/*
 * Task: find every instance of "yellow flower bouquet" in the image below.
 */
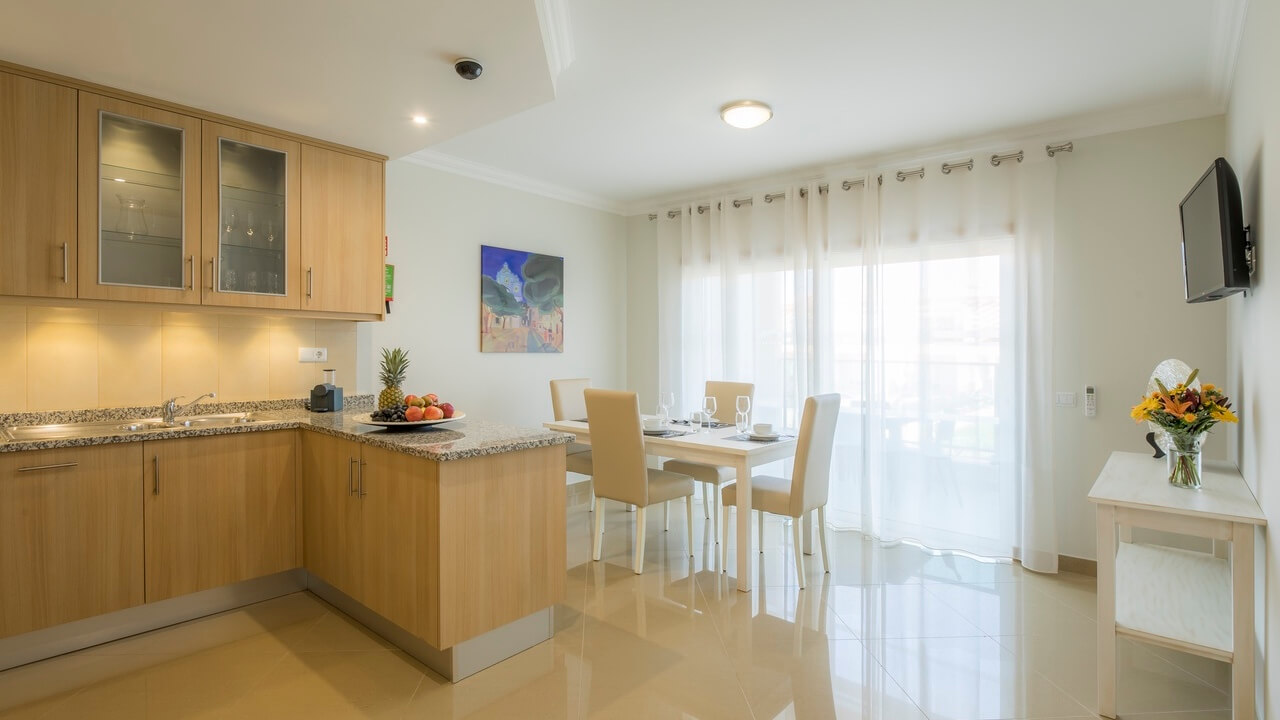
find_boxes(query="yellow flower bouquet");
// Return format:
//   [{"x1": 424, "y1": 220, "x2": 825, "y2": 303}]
[{"x1": 1131, "y1": 368, "x2": 1237, "y2": 488}]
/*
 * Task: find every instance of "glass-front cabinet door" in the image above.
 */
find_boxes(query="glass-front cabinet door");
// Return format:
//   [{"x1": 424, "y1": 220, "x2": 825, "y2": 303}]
[
  {"x1": 201, "y1": 122, "x2": 300, "y2": 309},
  {"x1": 78, "y1": 94, "x2": 201, "y2": 303}
]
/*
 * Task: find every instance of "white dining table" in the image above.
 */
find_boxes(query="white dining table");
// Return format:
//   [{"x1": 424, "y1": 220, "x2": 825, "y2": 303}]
[{"x1": 543, "y1": 418, "x2": 799, "y2": 592}]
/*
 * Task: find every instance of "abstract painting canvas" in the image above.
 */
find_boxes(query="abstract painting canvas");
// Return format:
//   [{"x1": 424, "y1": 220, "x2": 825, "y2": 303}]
[{"x1": 480, "y1": 245, "x2": 564, "y2": 353}]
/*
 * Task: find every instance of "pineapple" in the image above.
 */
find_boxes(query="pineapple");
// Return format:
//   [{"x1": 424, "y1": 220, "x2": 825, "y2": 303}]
[{"x1": 378, "y1": 347, "x2": 410, "y2": 409}]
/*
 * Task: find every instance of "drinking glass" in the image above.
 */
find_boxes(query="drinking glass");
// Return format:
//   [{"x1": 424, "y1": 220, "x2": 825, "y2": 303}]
[
  {"x1": 735, "y1": 411, "x2": 750, "y2": 434},
  {"x1": 702, "y1": 396, "x2": 717, "y2": 430},
  {"x1": 659, "y1": 391, "x2": 674, "y2": 425}
]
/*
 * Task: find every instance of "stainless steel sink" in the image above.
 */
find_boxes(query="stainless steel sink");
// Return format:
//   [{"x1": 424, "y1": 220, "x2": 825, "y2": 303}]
[{"x1": 3, "y1": 412, "x2": 265, "y2": 442}]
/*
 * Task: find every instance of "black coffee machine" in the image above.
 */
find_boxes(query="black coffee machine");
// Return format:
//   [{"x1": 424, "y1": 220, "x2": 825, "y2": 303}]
[{"x1": 310, "y1": 368, "x2": 343, "y2": 412}]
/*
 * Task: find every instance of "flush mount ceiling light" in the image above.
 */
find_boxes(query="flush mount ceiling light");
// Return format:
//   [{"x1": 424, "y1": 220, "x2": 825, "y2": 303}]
[
  {"x1": 720, "y1": 100, "x2": 772, "y2": 129},
  {"x1": 412, "y1": 115, "x2": 429, "y2": 126}
]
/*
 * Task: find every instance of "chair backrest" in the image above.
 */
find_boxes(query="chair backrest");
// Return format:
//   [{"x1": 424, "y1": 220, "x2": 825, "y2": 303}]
[
  {"x1": 705, "y1": 380, "x2": 755, "y2": 424},
  {"x1": 789, "y1": 393, "x2": 841, "y2": 516},
  {"x1": 584, "y1": 389, "x2": 649, "y2": 506},
  {"x1": 550, "y1": 378, "x2": 591, "y2": 421}
]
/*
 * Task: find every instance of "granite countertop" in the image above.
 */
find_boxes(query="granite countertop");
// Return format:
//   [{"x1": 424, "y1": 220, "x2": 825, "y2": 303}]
[{"x1": 0, "y1": 397, "x2": 573, "y2": 462}]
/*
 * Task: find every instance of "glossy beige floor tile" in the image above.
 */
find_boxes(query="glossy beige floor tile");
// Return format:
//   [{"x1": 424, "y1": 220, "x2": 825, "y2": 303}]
[{"x1": 0, "y1": 504, "x2": 1238, "y2": 720}]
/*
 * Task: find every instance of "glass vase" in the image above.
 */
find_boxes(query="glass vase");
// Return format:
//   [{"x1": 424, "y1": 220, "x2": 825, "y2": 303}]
[{"x1": 1165, "y1": 432, "x2": 1205, "y2": 489}]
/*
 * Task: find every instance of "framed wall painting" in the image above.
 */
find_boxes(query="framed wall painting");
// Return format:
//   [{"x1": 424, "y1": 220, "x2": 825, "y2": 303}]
[{"x1": 480, "y1": 245, "x2": 564, "y2": 353}]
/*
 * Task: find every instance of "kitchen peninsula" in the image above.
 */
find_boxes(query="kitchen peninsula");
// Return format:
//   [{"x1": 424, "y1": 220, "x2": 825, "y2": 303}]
[{"x1": 0, "y1": 398, "x2": 572, "y2": 681}]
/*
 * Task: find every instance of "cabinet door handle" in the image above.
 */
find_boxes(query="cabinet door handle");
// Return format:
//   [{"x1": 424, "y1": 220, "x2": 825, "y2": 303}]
[
  {"x1": 209, "y1": 258, "x2": 216, "y2": 291},
  {"x1": 17, "y1": 462, "x2": 78, "y2": 473},
  {"x1": 359, "y1": 460, "x2": 367, "y2": 497},
  {"x1": 348, "y1": 457, "x2": 358, "y2": 495},
  {"x1": 60, "y1": 243, "x2": 69, "y2": 283},
  {"x1": 214, "y1": 256, "x2": 221, "y2": 293},
  {"x1": 187, "y1": 255, "x2": 195, "y2": 290},
  {"x1": 306, "y1": 267, "x2": 313, "y2": 299},
  {"x1": 152, "y1": 455, "x2": 159, "y2": 495}
]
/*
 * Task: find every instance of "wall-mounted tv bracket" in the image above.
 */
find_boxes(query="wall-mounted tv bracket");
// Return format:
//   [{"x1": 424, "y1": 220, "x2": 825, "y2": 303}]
[{"x1": 1245, "y1": 225, "x2": 1256, "y2": 276}]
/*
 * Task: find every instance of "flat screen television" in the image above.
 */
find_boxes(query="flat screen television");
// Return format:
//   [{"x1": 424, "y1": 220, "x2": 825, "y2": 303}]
[{"x1": 1179, "y1": 157, "x2": 1249, "y2": 302}]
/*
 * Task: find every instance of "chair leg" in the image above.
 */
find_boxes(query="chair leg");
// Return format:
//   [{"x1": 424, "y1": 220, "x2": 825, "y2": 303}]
[
  {"x1": 721, "y1": 504, "x2": 731, "y2": 572},
  {"x1": 712, "y1": 486, "x2": 720, "y2": 545},
  {"x1": 588, "y1": 485, "x2": 594, "y2": 512},
  {"x1": 664, "y1": 501, "x2": 670, "y2": 531},
  {"x1": 592, "y1": 497, "x2": 605, "y2": 561},
  {"x1": 792, "y1": 516, "x2": 806, "y2": 589},
  {"x1": 757, "y1": 511, "x2": 765, "y2": 554},
  {"x1": 686, "y1": 495, "x2": 694, "y2": 557},
  {"x1": 702, "y1": 484, "x2": 710, "y2": 519},
  {"x1": 817, "y1": 506, "x2": 831, "y2": 573},
  {"x1": 633, "y1": 506, "x2": 647, "y2": 574}
]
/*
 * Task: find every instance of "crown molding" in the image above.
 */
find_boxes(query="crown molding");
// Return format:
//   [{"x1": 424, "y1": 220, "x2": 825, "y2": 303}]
[
  {"x1": 536, "y1": 0, "x2": 575, "y2": 89},
  {"x1": 1207, "y1": 0, "x2": 1249, "y2": 110},
  {"x1": 402, "y1": 150, "x2": 626, "y2": 215}
]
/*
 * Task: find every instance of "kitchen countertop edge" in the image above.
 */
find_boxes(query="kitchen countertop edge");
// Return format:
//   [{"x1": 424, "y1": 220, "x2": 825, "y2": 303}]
[{"x1": 0, "y1": 412, "x2": 575, "y2": 462}]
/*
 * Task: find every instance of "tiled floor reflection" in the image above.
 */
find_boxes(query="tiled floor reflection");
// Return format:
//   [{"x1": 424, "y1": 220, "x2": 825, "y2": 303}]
[{"x1": 0, "y1": 496, "x2": 1232, "y2": 719}]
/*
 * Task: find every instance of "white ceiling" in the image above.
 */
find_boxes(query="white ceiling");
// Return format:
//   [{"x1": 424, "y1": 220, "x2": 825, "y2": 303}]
[
  {"x1": 0, "y1": 0, "x2": 556, "y2": 158},
  {"x1": 421, "y1": 0, "x2": 1247, "y2": 212}
]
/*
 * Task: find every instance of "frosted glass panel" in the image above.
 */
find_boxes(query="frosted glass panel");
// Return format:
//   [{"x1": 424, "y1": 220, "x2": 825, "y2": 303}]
[
  {"x1": 98, "y1": 113, "x2": 185, "y2": 288},
  {"x1": 217, "y1": 139, "x2": 286, "y2": 295}
]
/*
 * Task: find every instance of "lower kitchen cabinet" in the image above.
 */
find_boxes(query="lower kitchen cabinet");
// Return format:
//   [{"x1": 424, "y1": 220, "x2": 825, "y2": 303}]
[
  {"x1": 301, "y1": 431, "x2": 363, "y2": 598},
  {"x1": 0, "y1": 444, "x2": 144, "y2": 638},
  {"x1": 144, "y1": 431, "x2": 297, "y2": 602},
  {"x1": 302, "y1": 434, "x2": 435, "y2": 642}
]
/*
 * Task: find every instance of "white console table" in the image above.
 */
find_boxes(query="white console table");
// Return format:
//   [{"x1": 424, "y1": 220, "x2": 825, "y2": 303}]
[{"x1": 1089, "y1": 451, "x2": 1265, "y2": 719}]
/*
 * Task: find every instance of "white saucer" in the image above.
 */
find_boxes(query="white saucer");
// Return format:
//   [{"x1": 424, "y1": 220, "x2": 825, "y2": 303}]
[
  {"x1": 642, "y1": 427, "x2": 669, "y2": 436},
  {"x1": 749, "y1": 432, "x2": 781, "y2": 441}
]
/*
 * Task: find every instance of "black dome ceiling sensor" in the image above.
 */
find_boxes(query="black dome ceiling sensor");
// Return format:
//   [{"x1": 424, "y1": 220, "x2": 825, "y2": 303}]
[{"x1": 454, "y1": 58, "x2": 483, "y2": 80}]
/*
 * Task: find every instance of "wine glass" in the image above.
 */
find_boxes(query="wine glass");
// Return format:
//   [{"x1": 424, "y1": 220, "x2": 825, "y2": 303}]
[
  {"x1": 702, "y1": 396, "x2": 717, "y2": 430},
  {"x1": 736, "y1": 395, "x2": 751, "y2": 418},
  {"x1": 659, "y1": 391, "x2": 674, "y2": 425}
]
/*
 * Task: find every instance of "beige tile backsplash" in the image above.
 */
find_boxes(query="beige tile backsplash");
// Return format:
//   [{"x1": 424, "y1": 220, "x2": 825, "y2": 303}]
[{"x1": 0, "y1": 304, "x2": 359, "y2": 412}]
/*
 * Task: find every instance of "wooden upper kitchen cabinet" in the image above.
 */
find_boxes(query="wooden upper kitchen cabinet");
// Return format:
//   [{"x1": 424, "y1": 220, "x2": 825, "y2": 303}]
[
  {"x1": 0, "y1": 71, "x2": 77, "y2": 299},
  {"x1": 200, "y1": 121, "x2": 302, "y2": 311},
  {"x1": 0, "y1": 445, "x2": 144, "y2": 639},
  {"x1": 301, "y1": 144, "x2": 385, "y2": 315},
  {"x1": 301, "y1": 431, "x2": 364, "y2": 599},
  {"x1": 78, "y1": 93, "x2": 203, "y2": 304},
  {"x1": 144, "y1": 431, "x2": 297, "y2": 602}
]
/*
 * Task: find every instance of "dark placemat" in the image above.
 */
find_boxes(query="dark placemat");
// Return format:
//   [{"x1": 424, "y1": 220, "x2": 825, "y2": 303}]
[
  {"x1": 643, "y1": 429, "x2": 694, "y2": 438},
  {"x1": 670, "y1": 420, "x2": 734, "y2": 429}
]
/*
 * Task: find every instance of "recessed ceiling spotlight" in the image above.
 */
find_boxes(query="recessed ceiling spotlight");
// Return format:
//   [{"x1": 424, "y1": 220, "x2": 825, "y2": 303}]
[
  {"x1": 720, "y1": 100, "x2": 772, "y2": 129},
  {"x1": 412, "y1": 115, "x2": 429, "y2": 126}
]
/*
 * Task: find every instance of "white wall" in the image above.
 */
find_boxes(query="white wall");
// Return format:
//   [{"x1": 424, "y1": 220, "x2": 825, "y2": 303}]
[
  {"x1": 625, "y1": 213, "x2": 659, "y2": 410},
  {"x1": 623, "y1": 116, "x2": 1229, "y2": 563},
  {"x1": 1224, "y1": 0, "x2": 1279, "y2": 713},
  {"x1": 1051, "y1": 116, "x2": 1227, "y2": 561},
  {"x1": 358, "y1": 160, "x2": 628, "y2": 428}
]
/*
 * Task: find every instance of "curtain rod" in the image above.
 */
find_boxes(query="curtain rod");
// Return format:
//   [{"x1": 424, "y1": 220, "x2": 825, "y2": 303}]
[{"x1": 646, "y1": 140, "x2": 1073, "y2": 219}]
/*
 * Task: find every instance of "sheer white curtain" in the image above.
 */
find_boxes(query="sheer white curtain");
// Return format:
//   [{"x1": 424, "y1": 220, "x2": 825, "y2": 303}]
[{"x1": 656, "y1": 159, "x2": 1059, "y2": 572}]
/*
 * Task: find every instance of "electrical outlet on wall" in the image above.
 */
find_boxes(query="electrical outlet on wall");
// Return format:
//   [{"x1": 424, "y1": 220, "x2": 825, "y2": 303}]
[{"x1": 299, "y1": 347, "x2": 328, "y2": 363}]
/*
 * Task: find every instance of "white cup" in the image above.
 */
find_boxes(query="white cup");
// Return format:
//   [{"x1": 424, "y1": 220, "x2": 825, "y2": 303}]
[
  {"x1": 643, "y1": 416, "x2": 663, "y2": 430},
  {"x1": 753, "y1": 423, "x2": 774, "y2": 436}
]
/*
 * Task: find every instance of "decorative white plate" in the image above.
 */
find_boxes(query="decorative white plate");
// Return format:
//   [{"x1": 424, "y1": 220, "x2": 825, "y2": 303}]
[
  {"x1": 355, "y1": 411, "x2": 465, "y2": 429},
  {"x1": 642, "y1": 427, "x2": 670, "y2": 436},
  {"x1": 749, "y1": 432, "x2": 781, "y2": 441}
]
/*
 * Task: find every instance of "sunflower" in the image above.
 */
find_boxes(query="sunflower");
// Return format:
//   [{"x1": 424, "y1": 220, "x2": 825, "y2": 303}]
[
  {"x1": 1182, "y1": 412, "x2": 1198, "y2": 424},
  {"x1": 1210, "y1": 406, "x2": 1239, "y2": 423}
]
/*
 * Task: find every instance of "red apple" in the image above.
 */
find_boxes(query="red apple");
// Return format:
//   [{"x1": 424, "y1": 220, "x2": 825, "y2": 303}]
[
  {"x1": 425, "y1": 393, "x2": 439, "y2": 406},
  {"x1": 439, "y1": 402, "x2": 455, "y2": 418},
  {"x1": 424, "y1": 405, "x2": 444, "y2": 420},
  {"x1": 404, "y1": 405, "x2": 425, "y2": 422}
]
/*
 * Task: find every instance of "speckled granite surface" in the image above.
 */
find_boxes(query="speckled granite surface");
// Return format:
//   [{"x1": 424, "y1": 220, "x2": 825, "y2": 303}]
[{"x1": 0, "y1": 397, "x2": 573, "y2": 462}]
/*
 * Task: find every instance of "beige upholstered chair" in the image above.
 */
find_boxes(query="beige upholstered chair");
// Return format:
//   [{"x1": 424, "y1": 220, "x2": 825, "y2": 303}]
[
  {"x1": 585, "y1": 389, "x2": 696, "y2": 574},
  {"x1": 663, "y1": 380, "x2": 754, "y2": 543},
  {"x1": 721, "y1": 393, "x2": 840, "y2": 588},
  {"x1": 550, "y1": 378, "x2": 595, "y2": 509}
]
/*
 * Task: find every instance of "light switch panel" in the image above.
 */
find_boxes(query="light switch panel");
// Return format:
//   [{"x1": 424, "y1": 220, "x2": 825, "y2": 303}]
[
  {"x1": 1055, "y1": 392, "x2": 1077, "y2": 407},
  {"x1": 299, "y1": 347, "x2": 328, "y2": 363}
]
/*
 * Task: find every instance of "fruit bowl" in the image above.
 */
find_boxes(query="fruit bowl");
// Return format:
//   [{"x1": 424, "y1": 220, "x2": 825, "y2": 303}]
[{"x1": 355, "y1": 412, "x2": 465, "y2": 431}]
